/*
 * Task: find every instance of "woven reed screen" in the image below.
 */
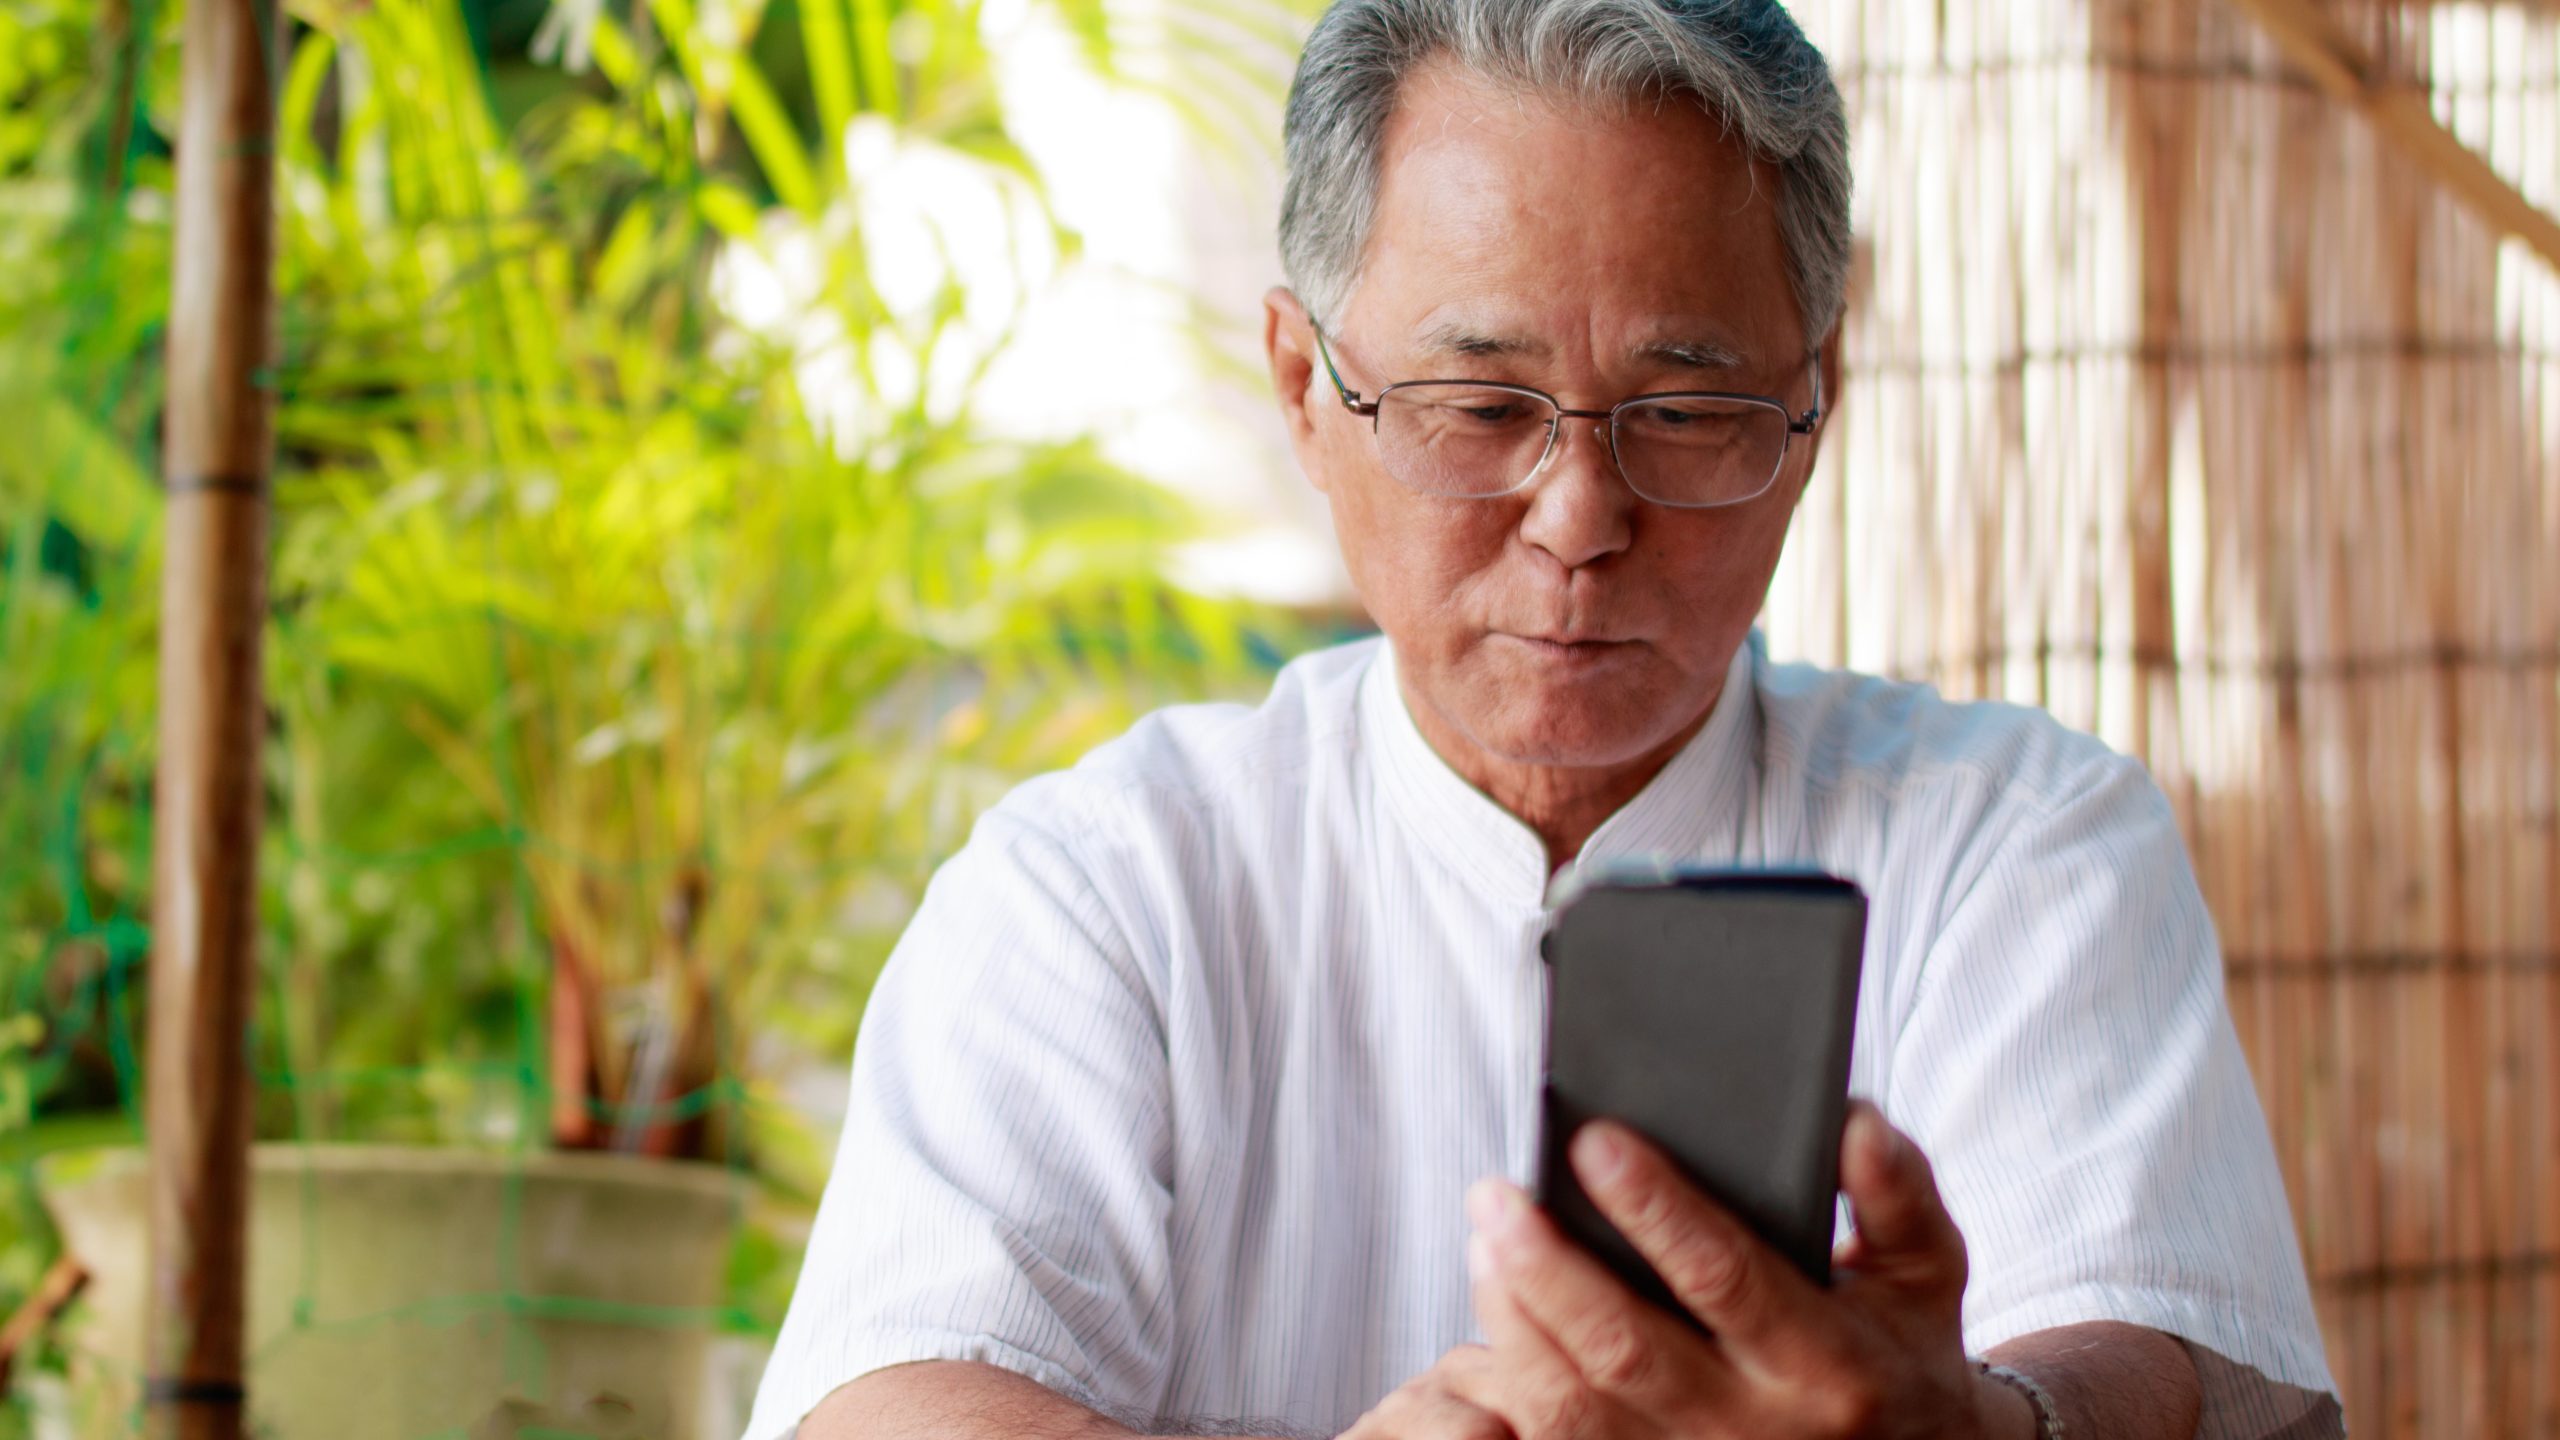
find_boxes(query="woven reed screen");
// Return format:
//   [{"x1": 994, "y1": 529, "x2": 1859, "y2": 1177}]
[{"x1": 1765, "y1": 1, "x2": 2560, "y2": 1432}]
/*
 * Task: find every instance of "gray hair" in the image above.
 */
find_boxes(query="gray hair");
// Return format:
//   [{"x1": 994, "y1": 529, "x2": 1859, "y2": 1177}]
[{"x1": 1278, "y1": 0, "x2": 1852, "y2": 350}]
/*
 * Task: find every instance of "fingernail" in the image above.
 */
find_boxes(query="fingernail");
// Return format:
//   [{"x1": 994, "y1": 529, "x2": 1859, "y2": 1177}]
[
  {"x1": 1572, "y1": 1123, "x2": 1627, "y2": 1185},
  {"x1": 1467, "y1": 1231, "x2": 1496, "y2": 1281},
  {"x1": 1465, "y1": 1178, "x2": 1516, "y2": 1233},
  {"x1": 1848, "y1": 1105, "x2": 1881, "y2": 1150}
]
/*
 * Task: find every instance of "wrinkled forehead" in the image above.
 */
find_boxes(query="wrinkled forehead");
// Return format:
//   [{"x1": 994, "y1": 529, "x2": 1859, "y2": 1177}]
[{"x1": 1348, "y1": 60, "x2": 1805, "y2": 371}]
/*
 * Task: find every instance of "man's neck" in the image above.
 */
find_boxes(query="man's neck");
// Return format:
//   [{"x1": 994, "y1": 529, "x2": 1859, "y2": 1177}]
[{"x1": 1399, "y1": 675, "x2": 1721, "y2": 876}]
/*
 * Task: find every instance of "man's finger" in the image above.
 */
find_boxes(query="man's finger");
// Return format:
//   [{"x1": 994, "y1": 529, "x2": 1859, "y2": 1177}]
[
  {"x1": 1345, "y1": 1347, "x2": 1518, "y2": 1440},
  {"x1": 1836, "y1": 1101, "x2": 1968, "y2": 1299},
  {"x1": 1459, "y1": 1232, "x2": 1611, "y2": 1437},
  {"x1": 1362, "y1": 1386, "x2": 1518, "y2": 1440},
  {"x1": 1467, "y1": 1230, "x2": 1569, "y2": 1370},
  {"x1": 1467, "y1": 1176, "x2": 1736, "y2": 1404},
  {"x1": 1568, "y1": 1121, "x2": 1825, "y2": 1363}
]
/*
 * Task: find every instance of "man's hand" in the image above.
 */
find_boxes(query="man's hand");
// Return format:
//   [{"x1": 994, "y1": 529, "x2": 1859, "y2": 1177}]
[
  {"x1": 1336, "y1": 1345, "x2": 1515, "y2": 1440},
  {"x1": 1368, "y1": 1101, "x2": 2036, "y2": 1440}
]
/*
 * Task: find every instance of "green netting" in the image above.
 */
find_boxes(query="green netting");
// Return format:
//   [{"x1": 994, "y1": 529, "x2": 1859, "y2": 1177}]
[{"x1": 0, "y1": 0, "x2": 1313, "y2": 1432}]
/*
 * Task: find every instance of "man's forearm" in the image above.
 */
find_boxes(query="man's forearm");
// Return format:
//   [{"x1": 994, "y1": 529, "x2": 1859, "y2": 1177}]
[
  {"x1": 806, "y1": 1362, "x2": 1148, "y2": 1440},
  {"x1": 810, "y1": 1324, "x2": 2318, "y2": 1440},
  {"x1": 802, "y1": 1361, "x2": 1305, "y2": 1440},
  {"x1": 1987, "y1": 1321, "x2": 2202, "y2": 1440}
]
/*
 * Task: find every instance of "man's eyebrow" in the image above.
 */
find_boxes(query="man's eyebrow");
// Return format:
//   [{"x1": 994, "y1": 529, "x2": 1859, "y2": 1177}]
[
  {"x1": 1413, "y1": 322, "x2": 1544, "y2": 358},
  {"x1": 1634, "y1": 338, "x2": 1751, "y2": 370},
  {"x1": 1408, "y1": 324, "x2": 1751, "y2": 372}
]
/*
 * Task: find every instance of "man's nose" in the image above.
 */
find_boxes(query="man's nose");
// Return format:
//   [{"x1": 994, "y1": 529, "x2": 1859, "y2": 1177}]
[{"x1": 1516, "y1": 416, "x2": 1635, "y2": 570}]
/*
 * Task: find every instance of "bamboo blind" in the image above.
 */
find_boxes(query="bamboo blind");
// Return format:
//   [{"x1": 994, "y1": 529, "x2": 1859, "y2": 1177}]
[{"x1": 1765, "y1": 1, "x2": 2560, "y2": 1433}]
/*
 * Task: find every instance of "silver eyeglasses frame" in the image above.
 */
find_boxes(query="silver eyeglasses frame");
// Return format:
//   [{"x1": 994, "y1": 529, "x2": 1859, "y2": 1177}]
[{"x1": 1310, "y1": 324, "x2": 1824, "y2": 510}]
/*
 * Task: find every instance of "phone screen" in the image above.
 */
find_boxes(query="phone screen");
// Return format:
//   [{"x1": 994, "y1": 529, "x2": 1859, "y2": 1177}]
[{"x1": 1534, "y1": 866, "x2": 1866, "y2": 1321}]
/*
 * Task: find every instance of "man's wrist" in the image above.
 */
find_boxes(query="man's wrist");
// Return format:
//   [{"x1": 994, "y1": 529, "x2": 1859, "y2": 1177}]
[{"x1": 1969, "y1": 1364, "x2": 2046, "y2": 1440}]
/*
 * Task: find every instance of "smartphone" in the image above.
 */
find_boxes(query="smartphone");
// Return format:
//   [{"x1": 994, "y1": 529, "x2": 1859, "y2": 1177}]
[{"x1": 1535, "y1": 863, "x2": 1867, "y2": 1323}]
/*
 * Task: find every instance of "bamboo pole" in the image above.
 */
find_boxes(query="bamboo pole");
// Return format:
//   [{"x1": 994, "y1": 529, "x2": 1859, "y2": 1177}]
[
  {"x1": 2227, "y1": 0, "x2": 2560, "y2": 276},
  {"x1": 144, "y1": 0, "x2": 279, "y2": 1433}
]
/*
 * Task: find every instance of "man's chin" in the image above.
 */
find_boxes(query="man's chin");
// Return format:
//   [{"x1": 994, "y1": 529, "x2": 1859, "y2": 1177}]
[
  {"x1": 1456, "y1": 691, "x2": 1702, "y2": 772},
  {"x1": 1469, "y1": 725, "x2": 1686, "y2": 771}
]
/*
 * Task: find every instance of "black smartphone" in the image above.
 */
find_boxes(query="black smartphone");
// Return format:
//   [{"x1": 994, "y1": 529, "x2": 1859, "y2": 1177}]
[{"x1": 1534, "y1": 863, "x2": 1867, "y2": 1323}]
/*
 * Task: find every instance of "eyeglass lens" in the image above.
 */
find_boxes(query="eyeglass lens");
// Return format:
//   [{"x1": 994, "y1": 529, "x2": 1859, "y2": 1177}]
[{"x1": 1371, "y1": 383, "x2": 1790, "y2": 508}]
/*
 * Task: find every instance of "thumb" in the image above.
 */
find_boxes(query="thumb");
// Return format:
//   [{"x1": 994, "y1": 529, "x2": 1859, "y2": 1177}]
[{"x1": 1837, "y1": 1101, "x2": 1967, "y2": 1299}]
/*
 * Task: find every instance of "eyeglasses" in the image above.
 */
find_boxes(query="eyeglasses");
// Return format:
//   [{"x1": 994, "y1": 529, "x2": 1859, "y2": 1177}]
[{"x1": 1312, "y1": 326, "x2": 1823, "y2": 510}]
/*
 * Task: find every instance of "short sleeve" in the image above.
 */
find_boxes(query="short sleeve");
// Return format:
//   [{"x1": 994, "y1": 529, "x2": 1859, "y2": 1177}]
[
  {"x1": 1887, "y1": 755, "x2": 2338, "y2": 1404},
  {"x1": 740, "y1": 799, "x2": 1175, "y2": 1440}
]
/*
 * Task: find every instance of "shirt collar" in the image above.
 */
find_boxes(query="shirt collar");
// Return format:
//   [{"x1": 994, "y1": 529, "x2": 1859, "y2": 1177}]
[{"x1": 1360, "y1": 633, "x2": 1765, "y2": 910}]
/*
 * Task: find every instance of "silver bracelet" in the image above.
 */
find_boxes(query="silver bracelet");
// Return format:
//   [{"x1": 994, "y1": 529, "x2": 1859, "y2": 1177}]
[{"x1": 1976, "y1": 1361, "x2": 2067, "y2": 1440}]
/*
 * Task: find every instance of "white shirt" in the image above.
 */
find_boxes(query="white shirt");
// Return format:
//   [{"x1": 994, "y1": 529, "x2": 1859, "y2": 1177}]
[{"x1": 746, "y1": 634, "x2": 2337, "y2": 1439}]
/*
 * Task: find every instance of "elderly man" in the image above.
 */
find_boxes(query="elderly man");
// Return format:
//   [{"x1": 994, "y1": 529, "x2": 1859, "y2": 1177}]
[{"x1": 746, "y1": 2, "x2": 2345, "y2": 1437}]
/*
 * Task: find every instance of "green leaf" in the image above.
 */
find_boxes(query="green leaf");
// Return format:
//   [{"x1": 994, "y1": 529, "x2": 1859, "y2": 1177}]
[
  {"x1": 797, "y1": 0, "x2": 857, "y2": 169},
  {"x1": 725, "y1": 54, "x2": 821, "y2": 213},
  {"x1": 694, "y1": 181, "x2": 766, "y2": 242}
]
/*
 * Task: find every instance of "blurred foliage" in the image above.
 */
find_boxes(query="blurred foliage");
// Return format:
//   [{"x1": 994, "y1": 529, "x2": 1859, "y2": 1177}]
[{"x1": 0, "y1": 0, "x2": 1310, "y2": 1397}]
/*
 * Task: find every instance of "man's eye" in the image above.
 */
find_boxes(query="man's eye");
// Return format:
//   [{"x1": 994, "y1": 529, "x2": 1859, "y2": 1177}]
[
  {"x1": 1406, "y1": 393, "x2": 1536, "y2": 426},
  {"x1": 1648, "y1": 403, "x2": 1723, "y2": 426},
  {"x1": 1626, "y1": 402, "x2": 1748, "y2": 440}
]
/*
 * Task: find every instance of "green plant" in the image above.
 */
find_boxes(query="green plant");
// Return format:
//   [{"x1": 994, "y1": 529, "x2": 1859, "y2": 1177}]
[
  {"x1": 0, "y1": 0, "x2": 1304, "y2": 1402},
  {"x1": 0, "y1": 58, "x2": 167, "y2": 1416},
  {"x1": 247, "y1": 0, "x2": 1290, "y2": 1170},
  {"x1": 0, "y1": 0, "x2": 169, "y2": 1190}
]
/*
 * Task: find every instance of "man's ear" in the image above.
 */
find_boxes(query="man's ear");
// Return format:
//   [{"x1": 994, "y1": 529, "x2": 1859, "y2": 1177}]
[
  {"x1": 1264, "y1": 286, "x2": 1332, "y2": 494},
  {"x1": 1818, "y1": 330, "x2": 1842, "y2": 427},
  {"x1": 1804, "y1": 327, "x2": 1844, "y2": 474}
]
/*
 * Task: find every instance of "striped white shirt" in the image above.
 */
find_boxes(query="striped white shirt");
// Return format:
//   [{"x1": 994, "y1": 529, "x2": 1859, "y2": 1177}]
[{"x1": 747, "y1": 633, "x2": 2337, "y2": 1439}]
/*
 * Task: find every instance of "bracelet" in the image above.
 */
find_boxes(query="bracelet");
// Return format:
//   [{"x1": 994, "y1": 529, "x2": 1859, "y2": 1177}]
[{"x1": 1975, "y1": 1361, "x2": 2067, "y2": 1440}]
